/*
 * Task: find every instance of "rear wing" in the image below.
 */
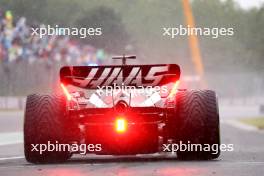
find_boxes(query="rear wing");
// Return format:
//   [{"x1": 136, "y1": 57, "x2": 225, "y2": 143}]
[{"x1": 60, "y1": 64, "x2": 180, "y2": 89}]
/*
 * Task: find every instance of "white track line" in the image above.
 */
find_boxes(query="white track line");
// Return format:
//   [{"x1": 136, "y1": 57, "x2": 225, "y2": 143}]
[
  {"x1": 0, "y1": 132, "x2": 23, "y2": 146},
  {"x1": 222, "y1": 120, "x2": 257, "y2": 131},
  {"x1": 0, "y1": 156, "x2": 24, "y2": 161},
  {"x1": 221, "y1": 120, "x2": 262, "y2": 132}
]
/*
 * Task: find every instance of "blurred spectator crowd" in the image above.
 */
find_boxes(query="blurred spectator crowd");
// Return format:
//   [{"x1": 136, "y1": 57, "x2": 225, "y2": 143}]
[{"x1": 0, "y1": 10, "x2": 107, "y2": 65}]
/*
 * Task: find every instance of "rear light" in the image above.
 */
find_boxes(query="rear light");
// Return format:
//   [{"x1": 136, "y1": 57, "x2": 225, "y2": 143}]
[
  {"x1": 168, "y1": 80, "x2": 180, "y2": 99},
  {"x1": 60, "y1": 83, "x2": 72, "y2": 101},
  {"x1": 115, "y1": 117, "x2": 127, "y2": 133}
]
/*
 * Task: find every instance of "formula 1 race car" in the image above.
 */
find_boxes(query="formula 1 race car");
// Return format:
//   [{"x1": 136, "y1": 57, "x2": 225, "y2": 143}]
[{"x1": 24, "y1": 55, "x2": 220, "y2": 163}]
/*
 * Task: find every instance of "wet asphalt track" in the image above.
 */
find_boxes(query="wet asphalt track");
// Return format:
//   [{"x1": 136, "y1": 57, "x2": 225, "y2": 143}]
[{"x1": 0, "y1": 107, "x2": 263, "y2": 176}]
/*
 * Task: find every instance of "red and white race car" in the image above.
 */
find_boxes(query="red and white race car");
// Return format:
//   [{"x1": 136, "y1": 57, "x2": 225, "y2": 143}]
[{"x1": 24, "y1": 55, "x2": 220, "y2": 163}]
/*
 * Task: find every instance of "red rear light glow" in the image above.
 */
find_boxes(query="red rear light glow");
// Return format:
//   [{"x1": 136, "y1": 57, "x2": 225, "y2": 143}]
[
  {"x1": 60, "y1": 83, "x2": 72, "y2": 101},
  {"x1": 115, "y1": 117, "x2": 127, "y2": 133},
  {"x1": 168, "y1": 80, "x2": 180, "y2": 99}
]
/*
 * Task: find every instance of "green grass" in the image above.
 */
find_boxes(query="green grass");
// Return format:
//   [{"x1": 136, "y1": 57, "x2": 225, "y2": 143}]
[{"x1": 240, "y1": 117, "x2": 264, "y2": 130}]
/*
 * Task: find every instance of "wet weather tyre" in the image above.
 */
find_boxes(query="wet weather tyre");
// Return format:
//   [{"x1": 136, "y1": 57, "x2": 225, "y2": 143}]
[
  {"x1": 24, "y1": 94, "x2": 71, "y2": 163},
  {"x1": 175, "y1": 90, "x2": 220, "y2": 160}
]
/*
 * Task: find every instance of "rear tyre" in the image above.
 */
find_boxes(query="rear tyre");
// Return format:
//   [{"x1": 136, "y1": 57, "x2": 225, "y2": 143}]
[
  {"x1": 174, "y1": 90, "x2": 220, "y2": 160},
  {"x1": 24, "y1": 94, "x2": 71, "y2": 163}
]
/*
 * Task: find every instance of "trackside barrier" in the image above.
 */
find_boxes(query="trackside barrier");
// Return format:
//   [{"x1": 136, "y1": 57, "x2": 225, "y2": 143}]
[
  {"x1": 219, "y1": 97, "x2": 264, "y2": 117},
  {"x1": 0, "y1": 97, "x2": 26, "y2": 110}
]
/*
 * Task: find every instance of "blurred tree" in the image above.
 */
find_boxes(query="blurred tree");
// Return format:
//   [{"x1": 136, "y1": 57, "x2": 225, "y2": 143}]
[
  {"x1": 191, "y1": 0, "x2": 264, "y2": 71},
  {"x1": 0, "y1": 0, "x2": 263, "y2": 70},
  {"x1": 74, "y1": 6, "x2": 130, "y2": 53},
  {"x1": 0, "y1": 0, "x2": 48, "y2": 23}
]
